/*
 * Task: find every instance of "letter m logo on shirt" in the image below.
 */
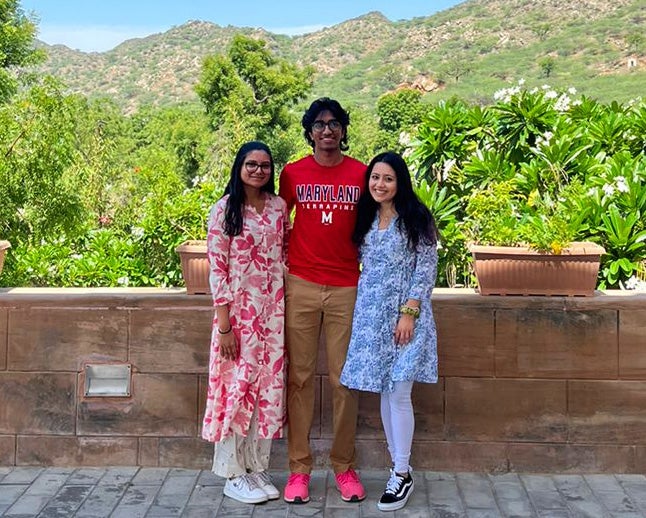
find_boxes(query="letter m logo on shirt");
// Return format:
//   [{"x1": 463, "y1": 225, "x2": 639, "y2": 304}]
[{"x1": 321, "y1": 211, "x2": 333, "y2": 225}]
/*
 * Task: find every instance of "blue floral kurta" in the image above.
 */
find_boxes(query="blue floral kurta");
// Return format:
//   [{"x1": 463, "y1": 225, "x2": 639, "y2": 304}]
[{"x1": 340, "y1": 216, "x2": 438, "y2": 393}]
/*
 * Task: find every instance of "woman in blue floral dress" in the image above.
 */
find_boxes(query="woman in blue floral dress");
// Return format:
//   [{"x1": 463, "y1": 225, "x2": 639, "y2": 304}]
[{"x1": 340, "y1": 151, "x2": 438, "y2": 512}]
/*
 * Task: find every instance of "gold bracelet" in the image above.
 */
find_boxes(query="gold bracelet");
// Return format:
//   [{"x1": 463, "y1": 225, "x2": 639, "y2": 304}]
[
  {"x1": 399, "y1": 305, "x2": 420, "y2": 318},
  {"x1": 218, "y1": 325, "x2": 232, "y2": 334}
]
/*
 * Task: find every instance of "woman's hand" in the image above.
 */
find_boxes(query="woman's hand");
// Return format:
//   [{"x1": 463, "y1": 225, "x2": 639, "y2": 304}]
[
  {"x1": 218, "y1": 331, "x2": 238, "y2": 360},
  {"x1": 394, "y1": 314, "x2": 415, "y2": 346},
  {"x1": 215, "y1": 304, "x2": 236, "y2": 360}
]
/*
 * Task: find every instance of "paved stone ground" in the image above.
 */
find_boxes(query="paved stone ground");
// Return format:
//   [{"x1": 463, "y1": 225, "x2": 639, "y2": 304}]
[{"x1": 2, "y1": 467, "x2": 646, "y2": 517}]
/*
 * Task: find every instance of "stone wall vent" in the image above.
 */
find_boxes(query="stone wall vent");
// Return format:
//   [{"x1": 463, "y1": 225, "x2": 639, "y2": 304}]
[{"x1": 84, "y1": 364, "x2": 132, "y2": 397}]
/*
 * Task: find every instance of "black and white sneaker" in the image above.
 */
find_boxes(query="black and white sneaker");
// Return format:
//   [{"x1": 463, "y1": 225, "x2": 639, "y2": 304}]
[{"x1": 377, "y1": 468, "x2": 414, "y2": 512}]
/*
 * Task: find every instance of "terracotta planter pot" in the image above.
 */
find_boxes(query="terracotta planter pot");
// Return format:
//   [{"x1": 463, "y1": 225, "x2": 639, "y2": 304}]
[
  {"x1": 0, "y1": 240, "x2": 11, "y2": 277},
  {"x1": 175, "y1": 240, "x2": 210, "y2": 295},
  {"x1": 469, "y1": 241, "x2": 605, "y2": 296}
]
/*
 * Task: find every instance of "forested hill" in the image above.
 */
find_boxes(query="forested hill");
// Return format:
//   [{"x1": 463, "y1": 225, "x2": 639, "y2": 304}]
[{"x1": 35, "y1": 0, "x2": 645, "y2": 112}]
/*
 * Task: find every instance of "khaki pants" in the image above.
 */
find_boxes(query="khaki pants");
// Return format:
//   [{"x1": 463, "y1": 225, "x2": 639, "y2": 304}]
[{"x1": 285, "y1": 273, "x2": 359, "y2": 475}]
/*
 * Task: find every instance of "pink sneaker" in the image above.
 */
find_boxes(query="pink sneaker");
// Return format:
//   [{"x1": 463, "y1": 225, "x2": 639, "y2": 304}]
[
  {"x1": 335, "y1": 468, "x2": 366, "y2": 502},
  {"x1": 283, "y1": 472, "x2": 311, "y2": 503}
]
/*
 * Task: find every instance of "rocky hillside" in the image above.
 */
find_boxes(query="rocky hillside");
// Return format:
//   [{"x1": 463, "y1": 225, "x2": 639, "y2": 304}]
[{"x1": 35, "y1": 0, "x2": 645, "y2": 111}]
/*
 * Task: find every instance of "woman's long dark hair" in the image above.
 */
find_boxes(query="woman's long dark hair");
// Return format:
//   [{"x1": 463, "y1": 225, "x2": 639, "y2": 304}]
[
  {"x1": 353, "y1": 151, "x2": 438, "y2": 249},
  {"x1": 222, "y1": 141, "x2": 275, "y2": 236}
]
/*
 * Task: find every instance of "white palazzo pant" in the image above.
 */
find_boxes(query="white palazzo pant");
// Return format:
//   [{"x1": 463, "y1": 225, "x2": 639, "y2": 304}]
[{"x1": 211, "y1": 403, "x2": 272, "y2": 478}]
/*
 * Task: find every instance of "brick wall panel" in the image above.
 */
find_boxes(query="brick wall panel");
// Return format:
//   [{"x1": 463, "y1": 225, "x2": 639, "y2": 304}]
[
  {"x1": 619, "y1": 310, "x2": 646, "y2": 379},
  {"x1": 269, "y1": 438, "x2": 288, "y2": 470},
  {"x1": 8, "y1": 308, "x2": 127, "y2": 371},
  {"x1": 635, "y1": 446, "x2": 646, "y2": 473},
  {"x1": 17, "y1": 436, "x2": 138, "y2": 466},
  {"x1": 0, "y1": 373, "x2": 75, "y2": 434},
  {"x1": 355, "y1": 390, "x2": 382, "y2": 439},
  {"x1": 446, "y1": 378, "x2": 567, "y2": 442},
  {"x1": 569, "y1": 380, "x2": 646, "y2": 444},
  {"x1": 129, "y1": 309, "x2": 211, "y2": 373},
  {"x1": 509, "y1": 443, "x2": 636, "y2": 473},
  {"x1": 0, "y1": 435, "x2": 15, "y2": 465},
  {"x1": 413, "y1": 381, "x2": 444, "y2": 439},
  {"x1": 316, "y1": 331, "x2": 328, "y2": 375},
  {"x1": 197, "y1": 374, "x2": 207, "y2": 436},
  {"x1": 77, "y1": 373, "x2": 198, "y2": 436},
  {"x1": 412, "y1": 441, "x2": 508, "y2": 471},
  {"x1": 0, "y1": 308, "x2": 7, "y2": 370},
  {"x1": 309, "y1": 375, "x2": 323, "y2": 439},
  {"x1": 355, "y1": 439, "x2": 388, "y2": 468},
  {"x1": 495, "y1": 309, "x2": 617, "y2": 378},
  {"x1": 138, "y1": 437, "x2": 160, "y2": 466},
  {"x1": 436, "y1": 306, "x2": 494, "y2": 377},
  {"x1": 158, "y1": 437, "x2": 212, "y2": 469}
]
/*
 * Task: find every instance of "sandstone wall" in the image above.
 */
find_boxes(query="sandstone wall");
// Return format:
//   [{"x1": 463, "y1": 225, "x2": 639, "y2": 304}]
[{"x1": 1, "y1": 288, "x2": 645, "y2": 473}]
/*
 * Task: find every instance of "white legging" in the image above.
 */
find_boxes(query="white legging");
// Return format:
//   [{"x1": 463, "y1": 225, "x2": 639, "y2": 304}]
[{"x1": 380, "y1": 381, "x2": 414, "y2": 474}]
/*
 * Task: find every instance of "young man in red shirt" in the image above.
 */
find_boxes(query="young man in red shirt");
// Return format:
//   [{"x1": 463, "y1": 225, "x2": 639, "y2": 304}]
[{"x1": 279, "y1": 98, "x2": 366, "y2": 504}]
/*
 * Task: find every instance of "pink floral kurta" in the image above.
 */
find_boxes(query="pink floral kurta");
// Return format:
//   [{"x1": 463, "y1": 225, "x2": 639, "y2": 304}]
[{"x1": 202, "y1": 193, "x2": 288, "y2": 443}]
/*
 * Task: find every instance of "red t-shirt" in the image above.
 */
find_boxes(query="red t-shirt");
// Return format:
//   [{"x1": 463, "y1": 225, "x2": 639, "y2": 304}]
[{"x1": 279, "y1": 155, "x2": 366, "y2": 287}]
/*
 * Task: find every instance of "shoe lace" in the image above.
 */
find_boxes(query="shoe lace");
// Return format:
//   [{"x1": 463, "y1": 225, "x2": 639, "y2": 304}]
[
  {"x1": 242, "y1": 473, "x2": 261, "y2": 490},
  {"x1": 288, "y1": 473, "x2": 309, "y2": 486},
  {"x1": 254, "y1": 471, "x2": 270, "y2": 485},
  {"x1": 337, "y1": 469, "x2": 360, "y2": 485},
  {"x1": 385, "y1": 470, "x2": 405, "y2": 495}
]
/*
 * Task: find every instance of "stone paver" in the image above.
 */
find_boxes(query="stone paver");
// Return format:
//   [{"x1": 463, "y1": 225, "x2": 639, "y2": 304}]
[{"x1": 3, "y1": 467, "x2": 646, "y2": 517}]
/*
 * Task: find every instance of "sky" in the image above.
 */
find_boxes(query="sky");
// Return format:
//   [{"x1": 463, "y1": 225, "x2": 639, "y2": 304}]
[{"x1": 20, "y1": 0, "x2": 465, "y2": 53}]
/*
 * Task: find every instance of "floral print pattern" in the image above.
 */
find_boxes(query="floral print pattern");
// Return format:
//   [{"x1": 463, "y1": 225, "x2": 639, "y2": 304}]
[
  {"x1": 202, "y1": 194, "x2": 289, "y2": 442},
  {"x1": 340, "y1": 217, "x2": 438, "y2": 393}
]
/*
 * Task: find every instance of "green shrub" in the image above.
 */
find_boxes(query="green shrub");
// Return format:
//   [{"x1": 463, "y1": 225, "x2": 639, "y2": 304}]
[{"x1": 408, "y1": 80, "x2": 646, "y2": 289}]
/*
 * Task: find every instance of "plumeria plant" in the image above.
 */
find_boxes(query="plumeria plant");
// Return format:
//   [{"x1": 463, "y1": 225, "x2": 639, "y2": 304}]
[
  {"x1": 408, "y1": 80, "x2": 646, "y2": 289},
  {"x1": 580, "y1": 152, "x2": 646, "y2": 289}
]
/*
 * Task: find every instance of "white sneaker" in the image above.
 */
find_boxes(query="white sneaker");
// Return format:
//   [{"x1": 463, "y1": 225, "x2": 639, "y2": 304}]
[
  {"x1": 248, "y1": 470, "x2": 280, "y2": 500},
  {"x1": 224, "y1": 474, "x2": 268, "y2": 504}
]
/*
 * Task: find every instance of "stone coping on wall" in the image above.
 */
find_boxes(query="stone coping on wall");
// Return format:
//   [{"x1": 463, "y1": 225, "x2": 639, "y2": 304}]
[{"x1": 1, "y1": 286, "x2": 645, "y2": 303}]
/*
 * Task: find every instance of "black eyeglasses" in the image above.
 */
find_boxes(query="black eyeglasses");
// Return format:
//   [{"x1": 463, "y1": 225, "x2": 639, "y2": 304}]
[
  {"x1": 311, "y1": 119, "x2": 342, "y2": 132},
  {"x1": 244, "y1": 161, "x2": 272, "y2": 173}
]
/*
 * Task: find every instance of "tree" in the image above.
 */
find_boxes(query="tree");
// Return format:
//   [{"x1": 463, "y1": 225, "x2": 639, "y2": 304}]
[
  {"x1": 439, "y1": 58, "x2": 472, "y2": 84},
  {"x1": 375, "y1": 88, "x2": 426, "y2": 151},
  {"x1": 626, "y1": 31, "x2": 643, "y2": 54},
  {"x1": 533, "y1": 23, "x2": 550, "y2": 42},
  {"x1": 0, "y1": 0, "x2": 45, "y2": 103},
  {"x1": 0, "y1": 78, "x2": 89, "y2": 243},
  {"x1": 538, "y1": 56, "x2": 556, "y2": 78},
  {"x1": 195, "y1": 34, "x2": 313, "y2": 163},
  {"x1": 129, "y1": 104, "x2": 212, "y2": 187},
  {"x1": 377, "y1": 88, "x2": 425, "y2": 133}
]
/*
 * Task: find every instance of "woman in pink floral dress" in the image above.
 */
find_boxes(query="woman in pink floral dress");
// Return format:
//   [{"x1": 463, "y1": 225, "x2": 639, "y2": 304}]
[{"x1": 201, "y1": 141, "x2": 289, "y2": 505}]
